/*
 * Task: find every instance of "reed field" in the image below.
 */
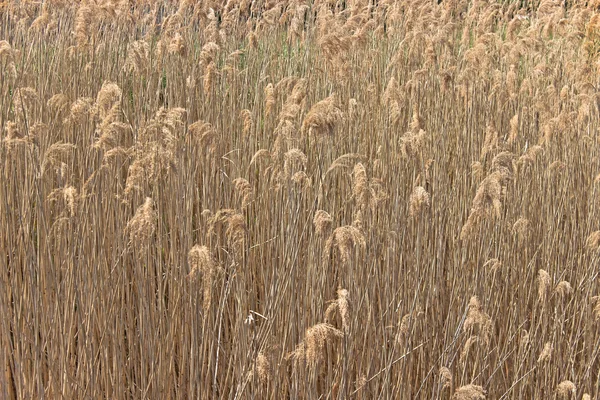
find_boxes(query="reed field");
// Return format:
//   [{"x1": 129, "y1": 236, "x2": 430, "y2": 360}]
[{"x1": 3, "y1": 0, "x2": 600, "y2": 398}]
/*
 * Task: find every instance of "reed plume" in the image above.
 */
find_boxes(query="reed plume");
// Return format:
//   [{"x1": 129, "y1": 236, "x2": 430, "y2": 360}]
[
  {"x1": 325, "y1": 288, "x2": 350, "y2": 332},
  {"x1": 538, "y1": 269, "x2": 551, "y2": 303},
  {"x1": 537, "y1": 342, "x2": 553, "y2": 363},
  {"x1": 127, "y1": 197, "x2": 157, "y2": 245},
  {"x1": 409, "y1": 186, "x2": 430, "y2": 217},
  {"x1": 324, "y1": 225, "x2": 366, "y2": 266},
  {"x1": 314, "y1": 210, "x2": 333, "y2": 237},
  {"x1": 556, "y1": 380, "x2": 576, "y2": 398},
  {"x1": 301, "y1": 94, "x2": 343, "y2": 140},
  {"x1": 463, "y1": 296, "x2": 492, "y2": 343},
  {"x1": 188, "y1": 245, "x2": 218, "y2": 312},
  {"x1": 288, "y1": 323, "x2": 343, "y2": 368},
  {"x1": 453, "y1": 384, "x2": 486, "y2": 400},
  {"x1": 439, "y1": 367, "x2": 453, "y2": 390},
  {"x1": 555, "y1": 281, "x2": 573, "y2": 299}
]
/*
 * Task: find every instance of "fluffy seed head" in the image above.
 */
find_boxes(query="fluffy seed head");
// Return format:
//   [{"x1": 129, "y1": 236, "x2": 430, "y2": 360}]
[
  {"x1": 537, "y1": 342, "x2": 553, "y2": 363},
  {"x1": 460, "y1": 335, "x2": 479, "y2": 362},
  {"x1": 248, "y1": 352, "x2": 270, "y2": 387},
  {"x1": 556, "y1": 381, "x2": 576, "y2": 398},
  {"x1": 538, "y1": 269, "x2": 551, "y2": 303},
  {"x1": 324, "y1": 225, "x2": 366, "y2": 266},
  {"x1": 127, "y1": 197, "x2": 157, "y2": 245},
  {"x1": 585, "y1": 231, "x2": 600, "y2": 252},
  {"x1": 555, "y1": 281, "x2": 573, "y2": 299},
  {"x1": 289, "y1": 323, "x2": 343, "y2": 368},
  {"x1": 440, "y1": 367, "x2": 453, "y2": 390},
  {"x1": 301, "y1": 95, "x2": 343, "y2": 139},
  {"x1": 325, "y1": 288, "x2": 350, "y2": 332},
  {"x1": 409, "y1": 186, "x2": 430, "y2": 217},
  {"x1": 314, "y1": 210, "x2": 333, "y2": 237},
  {"x1": 233, "y1": 178, "x2": 254, "y2": 209},
  {"x1": 483, "y1": 258, "x2": 502, "y2": 274},
  {"x1": 188, "y1": 245, "x2": 217, "y2": 312},
  {"x1": 453, "y1": 384, "x2": 486, "y2": 400},
  {"x1": 264, "y1": 83, "x2": 276, "y2": 117},
  {"x1": 463, "y1": 296, "x2": 492, "y2": 343}
]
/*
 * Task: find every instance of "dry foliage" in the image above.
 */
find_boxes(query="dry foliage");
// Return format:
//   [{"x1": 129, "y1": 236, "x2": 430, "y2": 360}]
[{"x1": 2, "y1": 0, "x2": 600, "y2": 399}]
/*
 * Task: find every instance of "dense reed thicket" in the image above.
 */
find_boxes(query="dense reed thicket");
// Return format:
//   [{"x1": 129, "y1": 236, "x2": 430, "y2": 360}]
[{"x1": 2, "y1": 0, "x2": 600, "y2": 398}]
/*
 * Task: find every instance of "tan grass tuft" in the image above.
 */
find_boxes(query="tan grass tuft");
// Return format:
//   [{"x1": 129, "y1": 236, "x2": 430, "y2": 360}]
[
  {"x1": 351, "y1": 163, "x2": 387, "y2": 211},
  {"x1": 248, "y1": 351, "x2": 270, "y2": 387},
  {"x1": 240, "y1": 109, "x2": 253, "y2": 136},
  {"x1": 452, "y1": 384, "x2": 486, "y2": 400},
  {"x1": 168, "y1": 33, "x2": 186, "y2": 56},
  {"x1": 232, "y1": 178, "x2": 254, "y2": 209},
  {"x1": 508, "y1": 114, "x2": 519, "y2": 144},
  {"x1": 461, "y1": 171, "x2": 508, "y2": 241},
  {"x1": 326, "y1": 153, "x2": 363, "y2": 175},
  {"x1": 513, "y1": 217, "x2": 530, "y2": 244},
  {"x1": 537, "y1": 342, "x2": 553, "y2": 363},
  {"x1": 96, "y1": 82, "x2": 122, "y2": 117},
  {"x1": 538, "y1": 269, "x2": 552, "y2": 303},
  {"x1": 555, "y1": 281, "x2": 573, "y2": 299},
  {"x1": 127, "y1": 198, "x2": 157, "y2": 245},
  {"x1": 188, "y1": 245, "x2": 217, "y2": 312},
  {"x1": 208, "y1": 209, "x2": 247, "y2": 252},
  {"x1": 324, "y1": 225, "x2": 366, "y2": 266},
  {"x1": 483, "y1": 258, "x2": 502, "y2": 274},
  {"x1": 585, "y1": 231, "x2": 600, "y2": 252},
  {"x1": 463, "y1": 296, "x2": 492, "y2": 343},
  {"x1": 591, "y1": 296, "x2": 600, "y2": 320},
  {"x1": 264, "y1": 83, "x2": 276, "y2": 117},
  {"x1": 68, "y1": 97, "x2": 95, "y2": 124},
  {"x1": 480, "y1": 124, "x2": 499, "y2": 161},
  {"x1": 189, "y1": 120, "x2": 218, "y2": 153},
  {"x1": 200, "y1": 42, "x2": 220, "y2": 67},
  {"x1": 283, "y1": 149, "x2": 308, "y2": 179},
  {"x1": 409, "y1": 186, "x2": 430, "y2": 217},
  {"x1": 124, "y1": 40, "x2": 150, "y2": 74},
  {"x1": 440, "y1": 367, "x2": 453, "y2": 390},
  {"x1": 325, "y1": 288, "x2": 350, "y2": 332},
  {"x1": 288, "y1": 323, "x2": 343, "y2": 368},
  {"x1": 41, "y1": 142, "x2": 76, "y2": 174},
  {"x1": 75, "y1": 5, "x2": 93, "y2": 47},
  {"x1": 460, "y1": 335, "x2": 479, "y2": 362},
  {"x1": 556, "y1": 380, "x2": 576, "y2": 398},
  {"x1": 249, "y1": 149, "x2": 270, "y2": 167},
  {"x1": 301, "y1": 94, "x2": 343, "y2": 139},
  {"x1": 353, "y1": 163, "x2": 369, "y2": 208},
  {"x1": 314, "y1": 210, "x2": 333, "y2": 237}
]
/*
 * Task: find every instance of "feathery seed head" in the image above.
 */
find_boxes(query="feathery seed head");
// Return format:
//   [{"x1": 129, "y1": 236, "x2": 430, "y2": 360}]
[
  {"x1": 556, "y1": 380, "x2": 576, "y2": 398},
  {"x1": 324, "y1": 225, "x2": 366, "y2": 266},
  {"x1": 453, "y1": 384, "x2": 486, "y2": 400},
  {"x1": 289, "y1": 323, "x2": 343, "y2": 368},
  {"x1": 440, "y1": 367, "x2": 453, "y2": 390},
  {"x1": 538, "y1": 269, "x2": 551, "y2": 303},
  {"x1": 314, "y1": 210, "x2": 333, "y2": 237},
  {"x1": 301, "y1": 94, "x2": 343, "y2": 139},
  {"x1": 555, "y1": 281, "x2": 573, "y2": 298},
  {"x1": 409, "y1": 186, "x2": 430, "y2": 217},
  {"x1": 127, "y1": 197, "x2": 157, "y2": 245},
  {"x1": 585, "y1": 231, "x2": 600, "y2": 252},
  {"x1": 537, "y1": 341, "x2": 553, "y2": 363}
]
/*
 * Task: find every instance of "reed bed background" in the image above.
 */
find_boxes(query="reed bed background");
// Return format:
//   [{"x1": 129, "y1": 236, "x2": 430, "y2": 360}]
[{"x1": 1, "y1": 0, "x2": 600, "y2": 398}]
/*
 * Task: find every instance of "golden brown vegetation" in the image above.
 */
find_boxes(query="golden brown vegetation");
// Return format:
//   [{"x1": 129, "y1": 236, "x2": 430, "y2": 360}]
[{"x1": 2, "y1": 0, "x2": 600, "y2": 398}]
